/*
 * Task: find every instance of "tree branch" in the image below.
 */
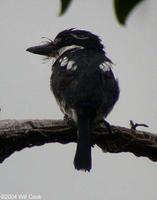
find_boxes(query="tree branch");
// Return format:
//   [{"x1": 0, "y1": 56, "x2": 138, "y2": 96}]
[{"x1": 0, "y1": 119, "x2": 157, "y2": 163}]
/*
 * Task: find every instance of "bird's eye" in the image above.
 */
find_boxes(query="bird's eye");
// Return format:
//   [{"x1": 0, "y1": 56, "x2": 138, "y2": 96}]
[{"x1": 65, "y1": 35, "x2": 73, "y2": 42}]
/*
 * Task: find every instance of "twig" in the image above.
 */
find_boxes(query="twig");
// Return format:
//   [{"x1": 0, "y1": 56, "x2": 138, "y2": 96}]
[{"x1": 130, "y1": 120, "x2": 149, "y2": 130}]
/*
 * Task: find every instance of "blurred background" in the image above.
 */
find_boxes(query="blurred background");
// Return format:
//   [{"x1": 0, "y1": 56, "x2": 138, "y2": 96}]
[{"x1": 0, "y1": 0, "x2": 157, "y2": 199}]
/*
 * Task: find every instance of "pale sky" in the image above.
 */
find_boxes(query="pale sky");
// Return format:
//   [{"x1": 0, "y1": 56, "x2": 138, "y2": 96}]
[{"x1": 0, "y1": 0, "x2": 157, "y2": 199}]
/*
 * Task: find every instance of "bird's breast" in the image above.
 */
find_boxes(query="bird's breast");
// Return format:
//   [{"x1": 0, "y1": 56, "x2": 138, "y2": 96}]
[{"x1": 50, "y1": 49, "x2": 119, "y2": 120}]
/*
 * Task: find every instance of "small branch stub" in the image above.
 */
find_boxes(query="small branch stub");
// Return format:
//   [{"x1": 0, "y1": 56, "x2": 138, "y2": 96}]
[{"x1": 130, "y1": 120, "x2": 149, "y2": 130}]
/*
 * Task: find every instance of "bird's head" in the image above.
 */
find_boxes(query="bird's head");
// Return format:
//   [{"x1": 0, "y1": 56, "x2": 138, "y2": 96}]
[{"x1": 26, "y1": 29, "x2": 104, "y2": 58}]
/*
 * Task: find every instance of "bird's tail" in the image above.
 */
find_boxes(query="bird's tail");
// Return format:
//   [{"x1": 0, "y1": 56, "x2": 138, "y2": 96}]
[{"x1": 74, "y1": 110, "x2": 94, "y2": 172}]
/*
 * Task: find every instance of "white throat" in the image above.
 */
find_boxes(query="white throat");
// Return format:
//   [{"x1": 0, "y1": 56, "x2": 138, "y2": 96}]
[
  {"x1": 51, "y1": 45, "x2": 84, "y2": 65},
  {"x1": 58, "y1": 45, "x2": 84, "y2": 57}
]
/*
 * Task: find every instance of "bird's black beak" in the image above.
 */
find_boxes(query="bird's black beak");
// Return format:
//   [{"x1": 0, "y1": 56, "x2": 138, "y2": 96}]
[{"x1": 26, "y1": 41, "x2": 57, "y2": 57}]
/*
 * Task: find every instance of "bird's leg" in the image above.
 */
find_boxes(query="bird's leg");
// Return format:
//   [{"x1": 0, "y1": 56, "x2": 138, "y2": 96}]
[{"x1": 104, "y1": 120, "x2": 112, "y2": 134}]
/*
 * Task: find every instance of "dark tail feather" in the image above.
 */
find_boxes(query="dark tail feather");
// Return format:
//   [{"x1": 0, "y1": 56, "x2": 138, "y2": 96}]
[{"x1": 74, "y1": 113, "x2": 92, "y2": 172}]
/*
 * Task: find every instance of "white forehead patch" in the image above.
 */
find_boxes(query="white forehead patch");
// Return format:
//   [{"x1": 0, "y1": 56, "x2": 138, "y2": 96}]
[
  {"x1": 70, "y1": 33, "x2": 89, "y2": 40},
  {"x1": 99, "y1": 61, "x2": 111, "y2": 72},
  {"x1": 60, "y1": 57, "x2": 68, "y2": 67}
]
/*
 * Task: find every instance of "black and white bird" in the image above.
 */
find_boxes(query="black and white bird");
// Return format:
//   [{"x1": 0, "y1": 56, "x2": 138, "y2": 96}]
[{"x1": 27, "y1": 29, "x2": 120, "y2": 172}]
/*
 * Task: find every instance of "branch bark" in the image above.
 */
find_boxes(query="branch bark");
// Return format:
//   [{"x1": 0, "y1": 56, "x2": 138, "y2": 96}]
[{"x1": 0, "y1": 119, "x2": 157, "y2": 163}]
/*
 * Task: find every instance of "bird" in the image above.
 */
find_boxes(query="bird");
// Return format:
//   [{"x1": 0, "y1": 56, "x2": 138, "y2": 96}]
[{"x1": 26, "y1": 28, "x2": 120, "y2": 172}]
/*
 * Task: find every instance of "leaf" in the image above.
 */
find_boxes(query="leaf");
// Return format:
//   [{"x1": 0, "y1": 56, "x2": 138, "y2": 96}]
[
  {"x1": 114, "y1": 0, "x2": 145, "y2": 25},
  {"x1": 59, "y1": 0, "x2": 73, "y2": 16}
]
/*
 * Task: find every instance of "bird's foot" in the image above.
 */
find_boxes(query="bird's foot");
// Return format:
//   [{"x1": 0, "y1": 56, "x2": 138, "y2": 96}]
[
  {"x1": 64, "y1": 114, "x2": 76, "y2": 128},
  {"x1": 95, "y1": 119, "x2": 113, "y2": 134}
]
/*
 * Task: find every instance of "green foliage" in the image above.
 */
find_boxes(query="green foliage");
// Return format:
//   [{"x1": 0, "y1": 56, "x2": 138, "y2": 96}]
[
  {"x1": 113, "y1": 0, "x2": 145, "y2": 25},
  {"x1": 59, "y1": 0, "x2": 72, "y2": 16},
  {"x1": 59, "y1": 0, "x2": 145, "y2": 25}
]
